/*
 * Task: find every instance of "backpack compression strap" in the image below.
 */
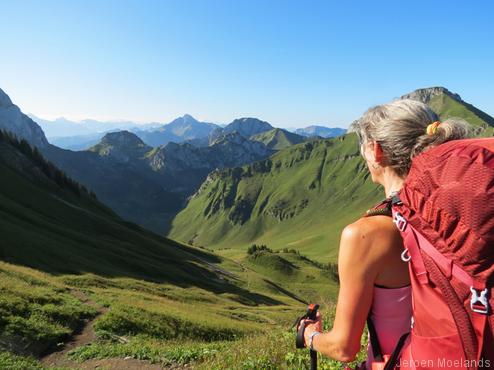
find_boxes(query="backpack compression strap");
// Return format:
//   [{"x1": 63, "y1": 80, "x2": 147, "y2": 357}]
[{"x1": 391, "y1": 208, "x2": 490, "y2": 365}]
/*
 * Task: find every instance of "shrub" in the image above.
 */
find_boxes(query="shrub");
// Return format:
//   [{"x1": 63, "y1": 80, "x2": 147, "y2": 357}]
[{"x1": 246, "y1": 244, "x2": 273, "y2": 255}]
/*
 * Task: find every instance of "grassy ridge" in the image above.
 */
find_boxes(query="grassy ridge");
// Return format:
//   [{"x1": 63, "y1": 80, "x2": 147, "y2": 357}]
[
  {"x1": 250, "y1": 128, "x2": 306, "y2": 150},
  {"x1": 428, "y1": 93, "x2": 494, "y2": 136}
]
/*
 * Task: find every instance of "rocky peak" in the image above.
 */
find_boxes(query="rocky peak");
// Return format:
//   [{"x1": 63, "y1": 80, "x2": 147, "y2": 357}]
[
  {"x1": 168, "y1": 114, "x2": 200, "y2": 128},
  {"x1": 223, "y1": 117, "x2": 273, "y2": 137},
  {"x1": 0, "y1": 88, "x2": 49, "y2": 148},
  {"x1": 400, "y1": 86, "x2": 462, "y2": 104},
  {"x1": 89, "y1": 130, "x2": 151, "y2": 162},
  {"x1": 100, "y1": 130, "x2": 148, "y2": 149},
  {"x1": 0, "y1": 88, "x2": 13, "y2": 107}
]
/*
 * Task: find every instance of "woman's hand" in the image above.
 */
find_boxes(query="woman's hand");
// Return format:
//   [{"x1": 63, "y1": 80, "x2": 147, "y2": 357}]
[{"x1": 299, "y1": 312, "x2": 323, "y2": 348}]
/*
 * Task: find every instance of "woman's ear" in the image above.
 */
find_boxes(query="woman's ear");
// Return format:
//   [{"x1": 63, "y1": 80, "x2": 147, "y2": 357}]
[{"x1": 373, "y1": 142, "x2": 385, "y2": 165}]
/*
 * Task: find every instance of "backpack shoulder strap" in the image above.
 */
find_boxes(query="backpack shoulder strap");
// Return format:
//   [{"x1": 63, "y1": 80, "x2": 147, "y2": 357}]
[{"x1": 365, "y1": 197, "x2": 393, "y2": 218}]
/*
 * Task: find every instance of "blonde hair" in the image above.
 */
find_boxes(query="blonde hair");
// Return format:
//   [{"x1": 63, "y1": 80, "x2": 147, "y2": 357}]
[{"x1": 355, "y1": 99, "x2": 470, "y2": 176}]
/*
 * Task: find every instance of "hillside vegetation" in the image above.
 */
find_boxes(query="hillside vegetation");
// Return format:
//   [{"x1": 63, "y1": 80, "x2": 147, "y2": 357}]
[
  {"x1": 170, "y1": 134, "x2": 383, "y2": 262},
  {"x1": 0, "y1": 131, "x2": 344, "y2": 369}
]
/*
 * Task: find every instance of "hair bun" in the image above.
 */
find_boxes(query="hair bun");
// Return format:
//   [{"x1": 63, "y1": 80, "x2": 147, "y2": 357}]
[{"x1": 426, "y1": 121, "x2": 441, "y2": 135}]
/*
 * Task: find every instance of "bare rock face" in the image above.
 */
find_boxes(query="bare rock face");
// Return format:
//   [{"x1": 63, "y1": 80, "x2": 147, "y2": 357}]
[
  {"x1": 148, "y1": 132, "x2": 273, "y2": 175},
  {"x1": 0, "y1": 88, "x2": 49, "y2": 148},
  {"x1": 400, "y1": 86, "x2": 462, "y2": 104}
]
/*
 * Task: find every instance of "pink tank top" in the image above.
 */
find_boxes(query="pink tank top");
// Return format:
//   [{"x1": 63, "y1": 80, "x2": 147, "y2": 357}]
[{"x1": 366, "y1": 285, "x2": 412, "y2": 369}]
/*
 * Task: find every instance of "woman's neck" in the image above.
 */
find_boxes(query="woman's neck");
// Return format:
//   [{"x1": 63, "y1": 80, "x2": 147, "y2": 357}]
[{"x1": 380, "y1": 168, "x2": 406, "y2": 198}]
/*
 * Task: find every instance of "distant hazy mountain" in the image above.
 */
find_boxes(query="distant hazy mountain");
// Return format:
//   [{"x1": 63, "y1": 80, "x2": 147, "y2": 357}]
[
  {"x1": 29, "y1": 114, "x2": 156, "y2": 138},
  {"x1": 49, "y1": 132, "x2": 108, "y2": 150},
  {"x1": 135, "y1": 114, "x2": 220, "y2": 147},
  {"x1": 294, "y1": 125, "x2": 346, "y2": 138}
]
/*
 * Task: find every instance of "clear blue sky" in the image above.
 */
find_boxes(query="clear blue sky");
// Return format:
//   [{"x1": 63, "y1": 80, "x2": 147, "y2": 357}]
[{"x1": 1, "y1": 0, "x2": 493, "y2": 128}]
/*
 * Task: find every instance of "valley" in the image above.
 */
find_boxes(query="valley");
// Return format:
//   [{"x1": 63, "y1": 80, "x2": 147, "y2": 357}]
[{"x1": 0, "y1": 85, "x2": 493, "y2": 369}]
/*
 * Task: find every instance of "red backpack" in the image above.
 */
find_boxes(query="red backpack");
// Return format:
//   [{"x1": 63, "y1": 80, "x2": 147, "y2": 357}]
[{"x1": 391, "y1": 138, "x2": 494, "y2": 369}]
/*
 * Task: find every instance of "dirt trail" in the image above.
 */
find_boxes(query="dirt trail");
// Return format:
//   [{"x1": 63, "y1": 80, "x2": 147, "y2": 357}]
[
  {"x1": 40, "y1": 290, "x2": 186, "y2": 369},
  {"x1": 40, "y1": 290, "x2": 108, "y2": 368}
]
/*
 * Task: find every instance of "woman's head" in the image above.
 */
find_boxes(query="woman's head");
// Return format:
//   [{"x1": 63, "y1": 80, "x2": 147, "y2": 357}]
[{"x1": 355, "y1": 99, "x2": 470, "y2": 177}]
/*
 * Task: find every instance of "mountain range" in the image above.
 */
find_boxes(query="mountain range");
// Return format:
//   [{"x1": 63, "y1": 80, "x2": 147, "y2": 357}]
[
  {"x1": 1, "y1": 87, "x2": 347, "y2": 233},
  {"x1": 169, "y1": 86, "x2": 494, "y2": 261},
  {"x1": 1, "y1": 84, "x2": 493, "y2": 368},
  {"x1": 2, "y1": 86, "x2": 493, "y2": 245},
  {"x1": 28, "y1": 114, "x2": 160, "y2": 138},
  {"x1": 294, "y1": 125, "x2": 347, "y2": 138},
  {"x1": 31, "y1": 111, "x2": 345, "y2": 150}
]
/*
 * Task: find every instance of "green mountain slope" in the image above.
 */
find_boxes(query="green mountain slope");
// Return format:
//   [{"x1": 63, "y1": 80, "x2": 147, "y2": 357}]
[
  {"x1": 250, "y1": 128, "x2": 306, "y2": 150},
  {"x1": 401, "y1": 86, "x2": 494, "y2": 136},
  {"x1": 428, "y1": 93, "x2": 494, "y2": 136},
  {"x1": 169, "y1": 134, "x2": 382, "y2": 262},
  {"x1": 0, "y1": 130, "x2": 224, "y2": 288}
]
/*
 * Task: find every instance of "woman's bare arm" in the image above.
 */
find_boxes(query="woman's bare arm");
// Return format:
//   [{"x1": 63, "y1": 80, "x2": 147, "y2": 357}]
[{"x1": 303, "y1": 216, "x2": 397, "y2": 361}]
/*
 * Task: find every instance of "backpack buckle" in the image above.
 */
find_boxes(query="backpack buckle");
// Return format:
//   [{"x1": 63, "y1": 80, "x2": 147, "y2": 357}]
[
  {"x1": 470, "y1": 287, "x2": 490, "y2": 314},
  {"x1": 393, "y1": 212, "x2": 408, "y2": 232}
]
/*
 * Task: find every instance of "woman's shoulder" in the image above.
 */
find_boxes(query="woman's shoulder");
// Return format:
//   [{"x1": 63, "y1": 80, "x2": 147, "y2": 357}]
[
  {"x1": 341, "y1": 213, "x2": 401, "y2": 257},
  {"x1": 344, "y1": 214, "x2": 397, "y2": 239}
]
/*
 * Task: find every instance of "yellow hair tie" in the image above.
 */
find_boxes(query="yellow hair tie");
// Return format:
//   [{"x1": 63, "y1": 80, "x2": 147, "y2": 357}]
[{"x1": 426, "y1": 121, "x2": 441, "y2": 135}]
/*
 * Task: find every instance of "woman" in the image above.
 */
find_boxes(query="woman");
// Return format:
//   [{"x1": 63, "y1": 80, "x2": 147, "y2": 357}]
[{"x1": 300, "y1": 99, "x2": 469, "y2": 367}]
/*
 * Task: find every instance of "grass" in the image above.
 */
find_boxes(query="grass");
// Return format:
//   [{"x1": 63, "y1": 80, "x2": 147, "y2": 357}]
[
  {"x1": 0, "y1": 264, "x2": 97, "y2": 356},
  {"x1": 0, "y1": 352, "x2": 47, "y2": 370},
  {"x1": 66, "y1": 301, "x2": 369, "y2": 370},
  {"x1": 0, "y1": 258, "x2": 343, "y2": 369}
]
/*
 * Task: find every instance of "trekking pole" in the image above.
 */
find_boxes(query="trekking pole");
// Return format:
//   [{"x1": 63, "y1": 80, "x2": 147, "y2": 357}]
[{"x1": 294, "y1": 303, "x2": 320, "y2": 370}]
